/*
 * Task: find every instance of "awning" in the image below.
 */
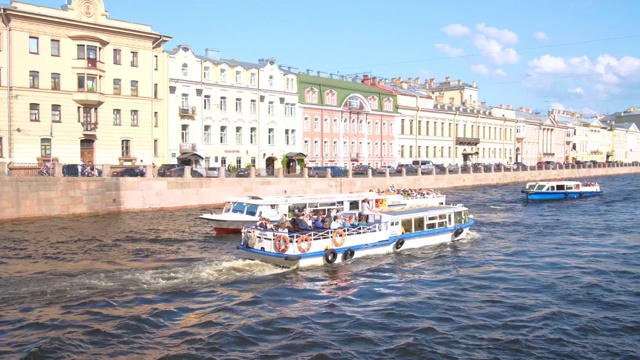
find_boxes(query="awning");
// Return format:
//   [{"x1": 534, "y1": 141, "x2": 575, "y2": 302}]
[
  {"x1": 285, "y1": 152, "x2": 307, "y2": 160},
  {"x1": 177, "y1": 152, "x2": 204, "y2": 160}
]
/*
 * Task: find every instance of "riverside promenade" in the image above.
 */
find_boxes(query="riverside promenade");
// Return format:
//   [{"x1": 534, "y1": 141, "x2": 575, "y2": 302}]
[{"x1": 1, "y1": 166, "x2": 638, "y2": 222}]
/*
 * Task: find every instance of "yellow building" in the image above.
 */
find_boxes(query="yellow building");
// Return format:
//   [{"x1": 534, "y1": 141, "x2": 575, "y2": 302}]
[{"x1": 0, "y1": 0, "x2": 170, "y2": 166}]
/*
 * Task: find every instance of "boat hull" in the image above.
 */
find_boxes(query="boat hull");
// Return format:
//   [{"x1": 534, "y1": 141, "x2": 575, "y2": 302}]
[
  {"x1": 199, "y1": 215, "x2": 251, "y2": 234},
  {"x1": 238, "y1": 220, "x2": 474, "y2": 269},
  {"x1": 524, "y1": 190, "x2": 602, "y2": 201}
]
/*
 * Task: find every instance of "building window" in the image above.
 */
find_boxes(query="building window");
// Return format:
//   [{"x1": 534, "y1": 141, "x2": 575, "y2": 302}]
[
  {"x1": 235, "y1": 70, "x2": 242, "y2": 84},
  {"x1": 131, "y1": 80, "x2": 138, "y2": 96},
  {"x1": 29, "y1": 71, "x2": 39, "y2": 88},
  {"x1": 250, "y1": 73, "x2": 256, "y2": 86},
  {"x1": 204, "y1": 95, "x2": 211, "y2": 110},
  {"x1": 29, "y1": 37, "x2": 39, "y2": 54},
  {"x1": 131, "y1": 110, "x2": 138, "y2": 126},
  {"x1": 268, "y1": 101, "x2": 274, "y2": 115},
  {"x1": 30, "y1": 103, "x2": 40, "y2": 121},
  {"x1": 181, "y1": 63, "x2": 188, "y2": 76},
  {"x1": 154, "y1": 112, "x2": 158, "y2": 127},
  {"x1": 268, "y1": 128, "x2": 275, "y2": 145},
  {"x1": 50, "y1": 40, "x2": 60, "y2": 56},
  {"x1": 268, "y1": 75, "x2": 273, "y2": 87},
  {"x1": 51, "y1": 73, "x2": 60, "y2": 90},
  {"x1": 204, "y1": 125, "x2": 211, "y2": 144},
  {"x1": 153, "y1": 83, "x2": 158, "y2": 98},
  {"x1": 235, "y1": 126, "x2": 242, "y2": 145},
  {"x1": 304, "y1": 139, "x2": 310, "y2": 155},
  {"x1": 324, "y1": 140, "x2": 329, "y2": 156},
  {"x1": 131, "y1": 51, "x2": 138, "y2": 67},
  {"x1": 291, "y1": 130, "x2": 296, "y2": 145},
  {"x1": 77, "y1": 45, "x2": 85, "y2": 59},
  {"x1": 113, "y1": 109, "x2": 121, "y2": 125},
  {"x1": 0, "y1": 137, "x2": 3, "y2": 158},
  {"x1": 284, "y1": 103, "x2": 295, "y2": 117},
  {"x1": 314, "y1": 117, "x2": 320, "y2": 131},
  {"x1": 220, "y1": 126, "x2": 227, "y2": 144},
  {"x1": 250, "y1": 127, "x2": 257, "y2": 145},
  {"x1": 154, "y1": 139, "x2": 158, "y2": 157},
  {"x1": 333, "y1": 140, "x2": 338, "y2": 154},
  {"x1": 40, "y1": 138, "x2": 51, "y2": 157},
  {"x1": 203, "y1": 66, "x2": 210, "y2": 79},
  {"x1": 121, "y1": 140, "x2": 131, "y2": 157},
  {"x1": 154, "y1": 55, "x2": 158, "y2": 70},
  {"x1": 220, "y1": 97, "x2": 227, "y2": 112},
  {"x1": 314, "y1": 140, "x2": 320, "y2": 156},
  {"x1": 86, "y1": 75, "x2": 97, "y2": 92},
  {"x1": 51, "y1": 105, "x2": 61, "y2": 122},
  {"x1": 250, "y1": 100, "x2": 257, "y2": 114},
  {"x1": 181, "y1": 124, "x2": 189, "y2": 143},
  {"x1": 304, "y1": 116, "x2": 310, "y2": 130},
  {"x1": 113, "y1": 79, "x2": 121, "y2": 95},
  {"x1": 113, "y1": 49, "x2": 121, "y2": 65},
  {"x1": 235, "y1": 98, "x2": 242, "y2": 113},
  {"x1": 220, "y1": 68, "x2": 227, "y2": 82},
  {"x1": 286, "y1": 78, "x2": 294, "y2": 91},
  {"x1": 285, "y1": 129, "x2": 291, "y2": 145}
]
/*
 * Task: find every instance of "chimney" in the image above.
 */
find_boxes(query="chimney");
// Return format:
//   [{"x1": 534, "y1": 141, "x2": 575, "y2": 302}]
[
  {"x1": 457, "y1": 80, "x2": 462, "y2": 86},
  {"x1": 518, "y1": 107, "x2": 525, "y2": 112},
  {"x1": 445, "y1": 76, "x2": 451, "y2": 83},
  {"x1": 362, "y1": 74, "x2": 371, "y2": 85},
  {"x1": 481, "y1": 101, "x2": 486, "y2": 107},
  {"x1": 430, "y1": 78, "x2": 436, "y2": 86},
  {"x1": 408, "y1": 77, "x2": 413, "y2": 85},
  {"x1": 499, "y1": 104, "x2": 504, "y2": 109},
  {"x1": 306, "y1": 69, "x2": 313, "y2": 75},
  {"x1": 205, "y1": 48, "x2": 220, "y2": 60},
  {"x1": 472, "y1": 81, "x2": 477, "y2": 88},
  {"x1": 507, "y1": 104, "x2": 512, "y2": 110},
  {"x1": 415, "y1": 77, "x2": 421, "y2": 85},
  {"x1": 400, "y1": 81, "x2": 408, "y2": 89},
  {"x1": 371, "y1": 76, "x2": 378, "y2": 85}
]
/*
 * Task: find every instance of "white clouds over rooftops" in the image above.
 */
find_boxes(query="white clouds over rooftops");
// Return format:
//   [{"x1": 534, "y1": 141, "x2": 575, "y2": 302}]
[
  {"x1": 528, "y1": 54, "x2": 640, "y2": 84},
  {"x1": 438, "y1": 23, "x2": 520, "y2": 66},
  {"x1": 534, "y1": 31, "x2": 548, "y2": 41},
  {"x1": 434, "y1": 44, "x2": 464, "y2": 57}
]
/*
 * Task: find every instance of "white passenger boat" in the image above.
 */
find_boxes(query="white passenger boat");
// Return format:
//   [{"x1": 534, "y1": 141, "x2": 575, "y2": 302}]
[
  {"x1": 199, "y1": 191, "x2": 446, "y2": 234},
  {"x1": 522, "y1": 180, "x2": 602, "y2": 201},
  {"x1": 237, "y1": 203, "x2": 474, "y2": 269}
]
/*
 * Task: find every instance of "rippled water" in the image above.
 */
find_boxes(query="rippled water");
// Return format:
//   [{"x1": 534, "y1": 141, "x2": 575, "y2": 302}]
[{"x1": 1, "y1": 174, "x2": 639, "y2": 359}]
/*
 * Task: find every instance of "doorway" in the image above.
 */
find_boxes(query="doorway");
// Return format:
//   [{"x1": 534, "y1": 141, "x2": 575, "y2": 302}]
[{"x1": 80, "y1": 139, "x2": 95, "y2": 165}]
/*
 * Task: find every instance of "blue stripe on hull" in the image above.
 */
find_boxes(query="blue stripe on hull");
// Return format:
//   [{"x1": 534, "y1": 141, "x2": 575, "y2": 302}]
[{"x1": 525, "y1": 191, "x2": 603, "y2": 201}]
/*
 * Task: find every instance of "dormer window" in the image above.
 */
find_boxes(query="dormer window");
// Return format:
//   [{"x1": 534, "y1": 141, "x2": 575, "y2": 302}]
[
  {"x1": 182, "y1": 63, "x2": 188, "y2": 76},
  {"x1": 268, "y1": 75, "x2": 274, "y2": 87}
]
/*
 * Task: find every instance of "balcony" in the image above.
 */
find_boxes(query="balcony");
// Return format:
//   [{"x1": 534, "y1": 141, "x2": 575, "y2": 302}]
[
  {"x1": 73, "y1": 90, "x2": 105, "y2": 106},
  {"x1": 81, "y1": 121, "x2": 98, "y2": 133},
  {"x1": 515, "y1": 132, "x2": 526, "y2": 140},
  {"x1": 180, "y1": 143, "x2": 197, "y2": 153},
  {"x1": 72, "y1": 58, "x2": 105, "y2": 72},
  {"x1": 179, "y1": 106, "x2": 196, "y2": 119},
  {"x1": 456, "y1": 137, "x2": 480, "y2": 146},
  {"x1": 350, "y1": 152, "x2": 360, "y2": 161}
]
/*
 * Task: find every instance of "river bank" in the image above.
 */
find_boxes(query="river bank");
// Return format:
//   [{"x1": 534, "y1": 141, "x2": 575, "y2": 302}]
[{"x1": 1, "y1": 166, "x2": 638, "y2": 222}]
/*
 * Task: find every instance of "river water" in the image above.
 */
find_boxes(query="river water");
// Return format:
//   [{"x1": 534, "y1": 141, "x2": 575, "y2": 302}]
[{"x1": 1, "y1": 174, "x2": 639, "y2": 359}]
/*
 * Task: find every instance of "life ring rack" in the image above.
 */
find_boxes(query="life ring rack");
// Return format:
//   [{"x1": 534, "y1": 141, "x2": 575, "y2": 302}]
[
  {"x1": 297, "y1": 234, "x2": 312, "y2": 253},
  {"x1": 332, "y1": 229, "x2": 346, "y2": 247},
  {"x1": 274, "y1": 234, "x2": 290, "y2": 253}
]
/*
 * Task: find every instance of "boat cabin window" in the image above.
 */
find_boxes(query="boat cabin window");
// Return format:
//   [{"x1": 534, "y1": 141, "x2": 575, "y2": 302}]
[
  {"x1": 231, "y1": 202, "x2": 247, "y2": 214},
  {"x1": 556, "y1": 184, "x2": 566, "y2": 191},
  {"x1": 348, "y1": 200, "x2": 360, "y2": 211},
  {"x1": 534, "y1": 184, "x2": 546, "y2": 191},
  {"x1": 454, "y1": 210, "x2": 468, "y2": 225},
  {"x1": 401, "y1": 213, "x2": 452, "y2": 233},
  {"x1": 246, "y1": 204, "x2": 259, "y2": 216}
]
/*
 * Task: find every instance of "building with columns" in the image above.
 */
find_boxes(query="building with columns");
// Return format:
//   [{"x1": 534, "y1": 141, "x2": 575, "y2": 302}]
[
  {"x1": 296, "y1": 72, "x2": 398, "y2": 169},
  {"x1": 167, "y1": 45, "x2": 300, "y2": 174},
  {"x1": 0, "y1": 0, "x2": 170, "y2": 166}
]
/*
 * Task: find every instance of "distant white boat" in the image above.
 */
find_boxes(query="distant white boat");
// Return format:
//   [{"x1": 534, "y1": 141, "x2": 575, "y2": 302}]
[{"x1": 522, "y1": 180, "x2": 602, "y2": 201}]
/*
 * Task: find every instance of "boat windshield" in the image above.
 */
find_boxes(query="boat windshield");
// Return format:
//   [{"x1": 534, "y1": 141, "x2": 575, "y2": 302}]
[{"x1": 231, "y1": 202, "x2": 248, "y2": 214}]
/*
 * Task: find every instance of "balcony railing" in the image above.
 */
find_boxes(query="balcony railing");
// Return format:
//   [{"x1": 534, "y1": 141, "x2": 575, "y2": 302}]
[
  {"x1": 456, "y1": 137, "x2": 480, "y2": 146},
  {"x1": 81, "y1": 121, "x2": 98, "y2": 132},
  {"x1": 180, "y1": 143, "x2": 197, "y2": 153},
  {"x1": 179, "y1": 106, "x2": 196, "y2": 118}
]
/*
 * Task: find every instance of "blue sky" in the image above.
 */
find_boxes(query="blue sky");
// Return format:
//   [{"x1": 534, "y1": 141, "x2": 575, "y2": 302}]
[{"x1": 30, "y1": 0, "x2": 640, "y2": 115}]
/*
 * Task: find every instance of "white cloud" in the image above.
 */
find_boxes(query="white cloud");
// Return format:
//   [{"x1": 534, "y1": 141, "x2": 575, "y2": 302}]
[
  {"x1": 434, "y1": 43, "x2": 464, "y2": 57},
  {"x1": 441, "y1": 24, "x2": 470, "y2": 37},
  {"x1": 475, "y1": 23, "x2": 519, "y2": 45},
  {"x1": 550, "y1": 102, "x2": 566, "y2": 110},
  {"x1": 471, "y1": 64, "x2": 489, "y2": 74},
  {"x1": 528, "y1": 55, "x2": 569, "y2": 73},
  {"x1": 534, "y1": 31, "x2": 548, "y2": 41},
  {"x1": 568, "y1": 87, "x2": 584, "y2": 95},
  {"x1": 473, "y1": 35, "x2": 520, "y2": 65},
  {"x1": 495, "y1": 69, "x2": 507, "y2": 76}
]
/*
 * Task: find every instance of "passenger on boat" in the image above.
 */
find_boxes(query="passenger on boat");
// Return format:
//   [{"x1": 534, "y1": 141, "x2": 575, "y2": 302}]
[
  {"x1": 257, "y1": 217, "x2": 268, "y2": 230},
  {"x1": 330, "y1": 215, "x2": 344, "y2": 229},
  {"x1": 313, "y1": 217, "x2": 324, "y2": 229},
  {"x1": 297, "y1": 216, "x2": 311, "y2": 231},
  {"x1": 265, "y1": 219, "x2": 275, "y2": 230},
  {"x1": 277, "y1": 222, "x2": 289, "y2": 233},
  {"x1": 346, "y1": 215, "x2": 359, "y2": 227}
]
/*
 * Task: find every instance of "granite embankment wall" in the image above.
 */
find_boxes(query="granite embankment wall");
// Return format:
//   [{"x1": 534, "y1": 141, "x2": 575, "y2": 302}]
[{"x1": 1, "y1": 167, "x2": 638, "y2": 222}]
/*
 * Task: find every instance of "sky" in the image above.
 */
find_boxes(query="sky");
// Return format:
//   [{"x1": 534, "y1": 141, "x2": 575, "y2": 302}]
[{"x1": 26, "y1": 0, "x2": 640, "y2": 116}]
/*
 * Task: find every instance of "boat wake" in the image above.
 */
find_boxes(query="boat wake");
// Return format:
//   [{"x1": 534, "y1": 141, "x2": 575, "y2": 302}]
[{"x1": 1, "y1": 256, "x2": 287, "y2": 305}]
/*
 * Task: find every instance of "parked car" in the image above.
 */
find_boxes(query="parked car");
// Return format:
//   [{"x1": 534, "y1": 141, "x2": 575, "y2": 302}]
[
  {"x1": 205, "y1": 167, "x2": 221, "y2": 178},
  {"x1": 434, "y1": 164, "x2": 446, "y2": 174},
  {"x1": 352, "y1": 164, "x2": 374, "y2": 175},
  {"x1": 375, "y1": 165, "x2": 395, "y2": 174},
  {"x1": 511, "y1": 162, "x2": 528, "y2": 170},
  {"x1": 112, "y1": 167, "x2": 144, "y2": 177},
  {"x1": 411, "y1": 159, "x2": 435, "y2": 173},
  {"x1": 447, "y1": 164, "x2": 460, "y2": 172},
  {"x1": 165, "y1": 166, "x2": 204, "y2": 178},
  {"x1": 235, "y1": 168, "x2": 250, "y2": 178},
  {"x1": 395, "y1": 164, "x2": 418, "y2": 174},
  {"x1": 157, "y1": 164, "x2": 181, "y2": 177},
  {"x1": 308, "y1": 166, "x2": 347, "y2": 177}
]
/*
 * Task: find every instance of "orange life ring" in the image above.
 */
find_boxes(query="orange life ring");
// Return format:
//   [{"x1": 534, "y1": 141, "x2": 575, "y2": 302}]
[
  {"x1": 375, "y1": 199, "x2": 383, "y2": 208},
  {"x1": 297, "y1": 234, "x2": 312, "y2": 253},
  {"x1": 274, "y1": 234, "x2": 290, "y2": 253},
  {"x1": 332, "y1": 229, "x2": 346, "y2": 247}
]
